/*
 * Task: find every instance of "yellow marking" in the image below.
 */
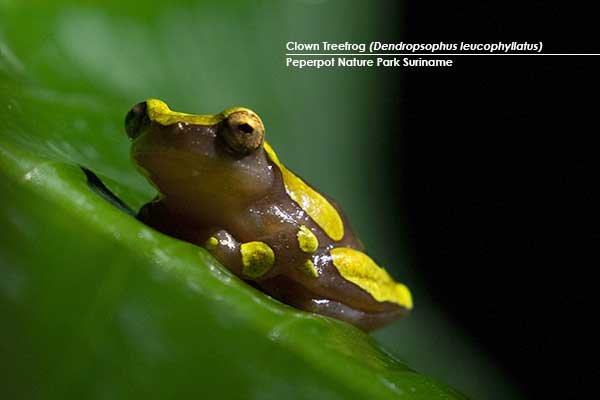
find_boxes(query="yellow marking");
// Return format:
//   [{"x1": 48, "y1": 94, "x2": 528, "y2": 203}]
[
  {"x1": 330, "y1": 247, "x2": 413, "y2": 309},
  {"x1": 145, "y1": 98, "x2": 249, "y2": 126},
  {"x1": 298, "y1": 259, "x2": 319, "y2": 278},
  {"x1": 204, "y1": 236, "x2": 219, "y2": 250},
  {"x1": 297, "y1": 225, "x2": 319, "y2": 253},
  {"x1": 264, "y1": 142, "x2": 344, "y2": 241},
  {"x1": 240, "y1": 241, "x2": 275, "y2": 279}
]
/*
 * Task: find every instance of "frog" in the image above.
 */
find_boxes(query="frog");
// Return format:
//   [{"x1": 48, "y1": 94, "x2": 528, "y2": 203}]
[{"x1": 125, "y1": 99, "x2": 412, "y2": 331}]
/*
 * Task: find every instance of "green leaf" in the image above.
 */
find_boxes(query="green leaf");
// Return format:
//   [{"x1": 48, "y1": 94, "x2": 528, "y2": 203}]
[{"x1": 1, "y1": 1, "x2": 469, "y2": 399}]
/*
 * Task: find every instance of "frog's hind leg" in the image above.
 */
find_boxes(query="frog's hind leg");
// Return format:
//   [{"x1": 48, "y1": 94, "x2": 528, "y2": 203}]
[
  {"x1": 303, "y1": 297, "x2": 407, "y2": 331},
  {"x1": 257, "y1": 275, "x2": 408, "y2": 331}
]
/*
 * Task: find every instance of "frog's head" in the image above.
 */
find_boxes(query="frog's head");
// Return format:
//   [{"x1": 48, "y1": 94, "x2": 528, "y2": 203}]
[{"x1": 125, "y1": 99, "x2": 274, "y2": 219}]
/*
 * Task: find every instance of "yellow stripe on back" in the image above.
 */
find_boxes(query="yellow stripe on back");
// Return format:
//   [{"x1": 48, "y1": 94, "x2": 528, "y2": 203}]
[
  {"x1": 330, "y1": 247, "x2": 413, "y2": 309},
  {"x1": 145, "y1": 98, "x2": 248, "y2": 126},
  {"x1": 263, "y1": 142, "x2": 344, "y2": 241}
]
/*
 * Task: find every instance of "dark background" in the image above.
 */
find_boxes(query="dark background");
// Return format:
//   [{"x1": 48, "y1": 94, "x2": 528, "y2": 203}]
[{"x1": 398, "y1": 1, "x2": 594, "y2": 398}]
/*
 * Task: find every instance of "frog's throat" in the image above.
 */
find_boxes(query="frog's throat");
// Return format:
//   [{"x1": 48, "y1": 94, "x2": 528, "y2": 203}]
[
  {"x1": 145, "y1": 98, "x2": 252, "y2": 126},
  {"x1": 263, "y1": 142, "x2": 345, "y2": 241}
]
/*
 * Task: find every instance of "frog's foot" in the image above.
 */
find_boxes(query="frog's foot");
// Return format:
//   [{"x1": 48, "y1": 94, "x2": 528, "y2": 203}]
[
  {"x1": 256, "y1": 275, "x2": 409, "y2": 331},
  {"x1": 204, "y1": 230, "x2": 277, "y2": 281},
  {"x1": 305, "y1": 297, "x2": 408, "y2": 332}
]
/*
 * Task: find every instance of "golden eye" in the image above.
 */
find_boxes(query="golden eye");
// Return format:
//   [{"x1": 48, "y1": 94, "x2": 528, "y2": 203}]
[{"x1": 222, "y1": 110, "x2": 265, "y2": 155}]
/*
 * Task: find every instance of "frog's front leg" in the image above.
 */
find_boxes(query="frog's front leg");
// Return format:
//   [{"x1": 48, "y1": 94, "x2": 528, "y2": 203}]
[{"x1": 204, "y1": 230, "x2": 280, "y2": 281}]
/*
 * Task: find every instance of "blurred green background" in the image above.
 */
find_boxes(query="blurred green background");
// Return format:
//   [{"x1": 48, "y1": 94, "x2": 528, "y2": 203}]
[{"x1": 0, "y1": 1, "x2": 522, "y2": 399}]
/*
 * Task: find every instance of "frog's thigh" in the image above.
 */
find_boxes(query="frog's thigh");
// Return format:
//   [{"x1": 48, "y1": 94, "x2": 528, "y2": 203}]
[
  {"x1": 330, "y1": 247, "x2": 413, "y2": 310},
  {"x1": 204, "y1": 230, "x2": 276, "y2": 280}
]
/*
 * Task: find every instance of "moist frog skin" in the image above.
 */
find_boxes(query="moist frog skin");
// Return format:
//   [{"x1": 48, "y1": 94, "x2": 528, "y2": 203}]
[{"x1": 125, "y1": 99, "x2": 412, "y2": 331}]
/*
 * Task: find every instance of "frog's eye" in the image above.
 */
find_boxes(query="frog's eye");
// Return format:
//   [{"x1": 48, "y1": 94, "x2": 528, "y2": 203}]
[
  {"x1": 222, "y1": 110, "x2": 265, "y2": 155},
  {"x1": 125, "y1": 101, "x2": 149, "y2": 140}
]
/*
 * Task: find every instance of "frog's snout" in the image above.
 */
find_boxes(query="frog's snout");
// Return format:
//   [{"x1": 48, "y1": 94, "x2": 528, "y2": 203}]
[{"x1": 125, "y1": 101, "x2": 149, "y2": 140}]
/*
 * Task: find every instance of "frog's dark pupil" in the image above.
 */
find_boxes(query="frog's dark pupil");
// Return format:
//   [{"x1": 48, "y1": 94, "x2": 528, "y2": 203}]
[{"x1": 238, "y1": 123, "x2": 253, "y2": 134}]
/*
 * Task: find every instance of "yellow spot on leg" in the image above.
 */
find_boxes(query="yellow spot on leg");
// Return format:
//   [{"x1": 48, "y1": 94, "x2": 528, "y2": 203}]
[
  {"x1": 240, "y1": 241, "x2": 275, "y2": 279},
  {"x1": 330, "y1": 248, "x2": 413, "y2": 309},
  {"x1": 298, "y1": 259, "x2": 319, "y2": 278},
  {"x1": 204, "y1": 236, "x2": 219, "y2": 250},
  {"x1": 297, "y1": 225, "x2": 319, "y2": 253},
  {"x1": 263, "y1": 142, "x2": 344, "y2": 241}
]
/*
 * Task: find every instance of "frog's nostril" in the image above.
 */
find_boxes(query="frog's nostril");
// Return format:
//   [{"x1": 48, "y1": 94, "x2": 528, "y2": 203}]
[
  {"x1": 125, "y1": 101, "x2": 148, "y2": 139},
  {"x1": 238, "y1": 123, "x2": 254, "y2": 133}
]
